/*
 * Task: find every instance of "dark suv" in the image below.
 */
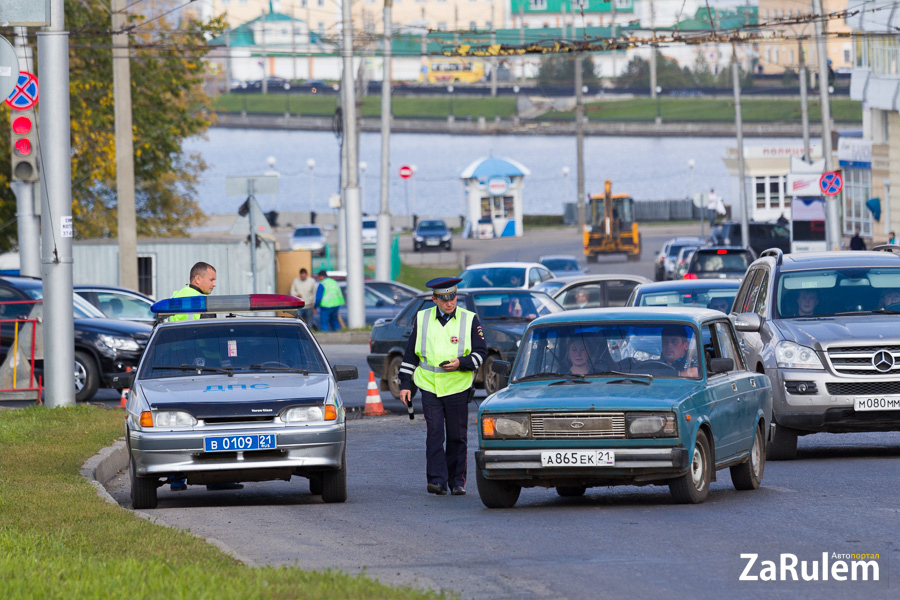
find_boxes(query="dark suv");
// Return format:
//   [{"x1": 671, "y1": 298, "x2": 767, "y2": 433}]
[
  {"x1": 684, "y1": 246, "x2": 756, "y2": 280},
  {"x1": 731, "y1": 248, "x2": 900, "y2": 459},
  {"x1": 0, "y1": 276, "x2": 152, "y2": 402},
  {"x1": 710, "y1": 222, "x2": 790, "y2": 256}
]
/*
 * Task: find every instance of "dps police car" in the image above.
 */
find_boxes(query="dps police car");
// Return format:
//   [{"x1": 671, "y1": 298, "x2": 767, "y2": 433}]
[{"x1": 118, "y1": 294, "x2": 357, "y2": 509}]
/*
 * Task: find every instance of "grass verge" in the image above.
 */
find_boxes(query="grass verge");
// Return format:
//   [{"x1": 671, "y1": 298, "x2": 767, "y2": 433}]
[
  {"x1": 0, "y1": 405, "x2": 445, "y2": 600},
  {"x1": 396, "y1": 263, "x2": 462, "y2": 290}
]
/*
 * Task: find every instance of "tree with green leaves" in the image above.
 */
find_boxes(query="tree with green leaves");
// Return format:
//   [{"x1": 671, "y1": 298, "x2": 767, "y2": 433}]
[
  {"x1": 0, "y1": 0, "x2": 225, "y2": 252},
  {"x1": 537, "y1": 55, "x2": 599, "y2": 88}
]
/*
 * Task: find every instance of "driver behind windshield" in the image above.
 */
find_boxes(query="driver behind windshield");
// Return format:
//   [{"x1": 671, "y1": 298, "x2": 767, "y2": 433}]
[
  {"x1": 660, "y1": 325, "x2": 699, "y2": 378},
  {"x1": 877, "y1": 289, "x2": 900, "y2": 310}
]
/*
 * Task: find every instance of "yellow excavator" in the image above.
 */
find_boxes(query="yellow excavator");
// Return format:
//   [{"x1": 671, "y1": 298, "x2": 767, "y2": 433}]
[{"x1": 583, "y1": 180, "x2": 641, "y2": 262}]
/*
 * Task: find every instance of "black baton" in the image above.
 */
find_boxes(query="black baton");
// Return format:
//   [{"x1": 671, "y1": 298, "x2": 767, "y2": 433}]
[{"x1": 406, "y1": 397, "x2": 415, "y2": 420}]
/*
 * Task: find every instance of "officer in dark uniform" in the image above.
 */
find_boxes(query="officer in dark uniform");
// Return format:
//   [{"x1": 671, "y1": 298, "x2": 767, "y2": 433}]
[{"x1": 399, "y1": 277, "x2": 487, "y2": 496}]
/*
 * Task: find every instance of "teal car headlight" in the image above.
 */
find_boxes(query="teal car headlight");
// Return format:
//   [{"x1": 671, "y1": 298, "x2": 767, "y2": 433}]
[
  {"x1": 154, "y1": 411, "x2": 197, "y2": 428},
  {"x1": 282, "y1": 406, "x2": 325, "y2": 423},
  {"x1": 482, "y1": 414, "x2": 530, "y2": 439},
  {"x1": 626, "y1": 412, "x2": 677, "y2": 438},
  {"x1": 775, "y1": 341, "x2": 823, "y2": 369}
]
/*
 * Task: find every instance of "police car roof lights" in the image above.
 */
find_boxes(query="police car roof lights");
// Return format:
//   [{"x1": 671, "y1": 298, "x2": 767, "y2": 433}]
[{"x1": 151, "y1": 294, "x2": 305, "y2": 315}]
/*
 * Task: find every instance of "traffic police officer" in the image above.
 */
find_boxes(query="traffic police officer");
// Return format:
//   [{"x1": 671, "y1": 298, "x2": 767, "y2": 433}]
[
  {"x1": 168, "y1": 262, "x2": 217, "y2": 322},
  {"x1": 399, "y1": 277, "x2": 487, "y2": 496}
]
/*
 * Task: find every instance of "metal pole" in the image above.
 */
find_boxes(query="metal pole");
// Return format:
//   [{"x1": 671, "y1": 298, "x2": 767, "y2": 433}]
[
  {"x1": 248, "y1": 186, "x2": 258, "y2": 294},
  {"x1": 376, "y1": 0, "x2": 393, "y2": 281},
  {"x1": 342, "y1": 0, "x2": 365, "y2": 328},
  {"x1": 798, "y1": 38, "x2": 811, "y2": 161},
  {"x1": 813, "y1": 0, "x2": 840, "y2": 250},
  {"x1": 38, "y1": 0, "x2": 75, "y2": 408},
  {"x1": 12, "y1": 29, "x2": 39, "y2": 278},
  {"x1": 884, "y1": 178, "x2": 892, "y2": 239},
  {"x1": 490, "y1": 31, "x2": 497, "y2": 97},
  {"x1": 261, "y1": 11, "x2": 268, "y2": 95},
  {"x1": 307, "y1": 158, "x2": 315, "y2": 216},
  {"x1": 111, "y1": 0, "x2": 138, "y2": 291},
  {"x1": 575, "y1": 54, "x2": 585, "y2": 234},
  {"x1": 732, "y1": 44, "x2": 750, "y2": 248}
]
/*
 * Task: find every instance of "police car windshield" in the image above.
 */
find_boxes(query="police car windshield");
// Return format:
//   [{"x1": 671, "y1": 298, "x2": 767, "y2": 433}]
[
  {"x1": 513, "y1": 323, "x2": 700, "y2": 382},
  {"x1": 140, "y1": 322, "x2": 327, "y2": 379}
]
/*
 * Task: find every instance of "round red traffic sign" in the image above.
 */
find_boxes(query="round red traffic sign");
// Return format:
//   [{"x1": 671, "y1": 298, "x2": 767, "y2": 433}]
[
  {"x1": 398, "y1": 165, "x2": 414, "y2": 180},
  {"x1": 5, "y1": 71, "x2": 38, "y2": 110},
  {"x1": 819, "y1": 171, "x2": 843, "y2": 196}
]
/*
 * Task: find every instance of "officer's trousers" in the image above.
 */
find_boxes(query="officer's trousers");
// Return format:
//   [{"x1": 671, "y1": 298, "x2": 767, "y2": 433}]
[{"x1": 421, "y1": 387, "x2": 470, "y2": 488}]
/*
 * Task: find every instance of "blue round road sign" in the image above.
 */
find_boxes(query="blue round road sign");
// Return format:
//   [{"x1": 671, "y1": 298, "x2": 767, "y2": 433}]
[
  {"x1": 5, "y1": 71, "x2": 38, "y2": 110},
  {"x1": 819, "y1": 171, "x2": 843, "y2": 196}
]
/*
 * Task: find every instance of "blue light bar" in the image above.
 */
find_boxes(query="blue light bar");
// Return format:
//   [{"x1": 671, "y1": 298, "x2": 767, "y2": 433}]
[{"x1": 151, "y1": 294, "x2": 304, "y2": 315}]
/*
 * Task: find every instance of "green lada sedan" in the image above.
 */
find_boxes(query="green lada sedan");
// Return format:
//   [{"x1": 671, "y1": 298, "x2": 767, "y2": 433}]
[{"x1": 475, "y1": 307, "x2": 773, "y2": 508}]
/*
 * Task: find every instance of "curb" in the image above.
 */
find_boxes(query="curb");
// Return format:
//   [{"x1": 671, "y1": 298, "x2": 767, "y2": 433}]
[
  {"x1": 79, "y1": 438, "x2": 129, "y2": 507},
  {"x1": 314, "y1": 331, "x2": 370, "y2": 345}
]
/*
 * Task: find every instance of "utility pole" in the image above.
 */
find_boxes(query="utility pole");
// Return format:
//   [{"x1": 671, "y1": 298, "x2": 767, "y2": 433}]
[
  {"x1": 291, "y1": 5, "x2": 297, "y2": 82},
  {"x1": 111, "y1": 0, "x2": 138, "y2": 291},
  {"x1": 306, "y1": 5, "x2": 312, "y2": 79},
  {"x1": 490, "y1": 29, "x2": 498, "y2": 97},
  {"x1": 376, "y1": 0, "x2": 393, "y2": 281},
  {"x1": 341, "y1": 0, "x2": 365, "y2": 328},
  {"x1": 798, "y1": 38, "x2": 811, "y2": 161},
  {"x1": 519, "y1": 7, "x2": 525, "y2": 82},
  {"x1": 732, "y1": 43, "x2": 750, "y2": 248},
  {"x1": 261, "y1": 10, "x2": 268, "y2": 94},
  {"x1": 11, "y1": 28, "x2": 40, "y2": 278},
  {"x1": 575, "y1": 52, "x2": 586, "y2": 234},
  {"x1": 225, "y1": 27, "x2": 232, "y2": 87},
  {"x1": 649, "y1": 1, "x2": 657, "y2": 101},
  {"x1": 38, "y1": 0, "x2": 76, "y2": 407},
  {"x1": 813, "y1": 0, "x2": 840, "y2": 250}
]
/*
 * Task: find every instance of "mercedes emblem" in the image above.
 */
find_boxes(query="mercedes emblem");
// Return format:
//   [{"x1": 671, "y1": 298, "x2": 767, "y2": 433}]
[{"x1": 872, "y1": 350, "x2": 895, "y2": 373}]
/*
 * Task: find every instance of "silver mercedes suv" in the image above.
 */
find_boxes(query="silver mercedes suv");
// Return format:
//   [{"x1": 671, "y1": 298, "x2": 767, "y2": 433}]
[{"x1": 730, "y1": 247, "x2": 900, "y2": 459}]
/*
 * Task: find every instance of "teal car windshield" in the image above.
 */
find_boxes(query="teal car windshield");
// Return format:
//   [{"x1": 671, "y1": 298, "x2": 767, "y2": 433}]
[
  {"x1": 776, "y1": 267, "x2": 900, "y2": 318},
  {"x1": 513, "y1": 322, "x2": 701, "y2": 381},
  {"x1": 140, "y1": 322, "x2": 328, "y2": 379}
]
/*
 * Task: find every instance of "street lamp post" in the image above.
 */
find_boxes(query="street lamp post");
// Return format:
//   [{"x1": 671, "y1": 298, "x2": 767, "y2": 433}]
[
  {"x1": 562, "y1": 166, "x2": 570, "y2": 208},
  {"x1": 284, "y1": 82, "x2": 291, "y2": 117},
  {"x1": 411, "y1": 164, "x2": 418, "y2": 228},
  {"x1": 306, "y1": 158, "x2": 316, "y2": 221},
  {"x1": 689, "y1": 159, "x2": 701, "y2": 236},
  {"x1": 513, "y1": 84, "x2": 520, "y2": 122},
  {"x1": 447, "y1": 84, "x2": 454, "y2": 123},
  {"x1": 655, "y1": 85, "x2": 662, "y2": 125},
  {"x1": 359, "y1": 161, "x2": 368, "y2": 213},
  {"x1": 265, "y1": 156, "x2": 278, "y2": 212}
]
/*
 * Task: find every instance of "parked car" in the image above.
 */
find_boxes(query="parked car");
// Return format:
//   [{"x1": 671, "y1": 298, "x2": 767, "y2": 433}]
[
  {"x1": 457, "y1": 262, "x2": 554, "y2": 290},
  {"x1": 474, "y1": 307, "x2": 772, "y2": 508},
  {"x1": 731, "y1": 247, "x2": 900, "y2": 460},
  {"x1": 684, "y1": 246, "x2": 755, "y2": 280},
  {"x1": 538, "y1": 255, "x2": 585, "y2": 277},
  {"x1": 627, "y1": 279, "x2": 741, "y2": 314},
  {"x1": 673, "y1": 246, "x2": 700, "y2": 280},
  {"x1": 655, "y1": 237, "x2": 706, "y2": 281},
  {"x1": 122, "y1": 293, "x2": 357, "y2": 509},
  {"x1": 366, "y1": 281, "x2": 422, "y2": 304},
  {"x1": 710, "y1": 222, "x2": 790, "y2": 256},
  {"x1": 295, "y1": 79, "x2": 336, "y2": 94},
  {"x1": 542, "y1": 274, "x2": 652, "y2": 310},
  {"x1": 413, "y1": 219, "x2": 452, "y2": 251},
  {"x1": 362, "y1": 218, "x2": 377, "y2": 254},
  {"x1": 367, "y1": 288, "x2": 563, "y2": 398},
  {"x1": 334, "y1": 282, "x2": 404, "y2": 327},
  {"x1": 74, "y1": 285, "x2": 155, "y2": 323},
  {"x1": 0, "y1": 276, "x2": 152, "y2": 402},
  {"x1": 290, "y1": 225, "x2": 327, "y2": 256},
  {"x1": 247, "y1": 76, "x2": 290, "y2": 91}
]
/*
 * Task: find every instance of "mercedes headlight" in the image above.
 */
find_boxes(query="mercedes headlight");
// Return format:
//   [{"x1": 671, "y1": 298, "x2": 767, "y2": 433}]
[
  {"x1": 482, "y1": 414, "x2": 529, "y2": 439},
  {"x1": 626, "y1": 412, "x2": 677, "y2": 438},
  {"x1": 153, "y1": 411, "x2": 197, "y2": 428},
  {"x1": 98, "y1": 334, "x2": 140, "y2": 351},
  {"x1": 775, "y1": 340, "x2": 823, "y2": 369},
  {"x1": 282, "y1": 406, "x2": 325, "y2": 423}
]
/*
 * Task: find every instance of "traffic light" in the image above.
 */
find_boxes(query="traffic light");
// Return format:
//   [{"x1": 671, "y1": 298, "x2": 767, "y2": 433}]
[{"x1": 10, "y1": 109, "x2": 39, "y2": 182}]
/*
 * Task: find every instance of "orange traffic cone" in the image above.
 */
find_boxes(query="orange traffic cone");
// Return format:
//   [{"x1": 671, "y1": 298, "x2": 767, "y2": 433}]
[
  {"x1": 119, "y1": 388, "x2": 129, "y2": 408},
  {"x1": 362, "y1": 371, "x2": 388, "y2": 416}
]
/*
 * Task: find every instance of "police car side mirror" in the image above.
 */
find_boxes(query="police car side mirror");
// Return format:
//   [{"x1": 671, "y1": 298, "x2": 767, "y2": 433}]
[
  {"x1": 732, "y1": 312, "x2": 762, "y2": 332},
  {"x1": 708, "y1": 357, "x2": 734, "y2": 374},
  {"x1": 332, "y1": 365, "x2": 358, "y2": 381}
]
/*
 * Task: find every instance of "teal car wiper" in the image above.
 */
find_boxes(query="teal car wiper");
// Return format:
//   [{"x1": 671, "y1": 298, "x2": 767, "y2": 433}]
[
  {"x1": 549, "y1": 375, "x2": 590, "y2": 385},
  {"x1": 249, "y1": 364, "x2": 311, "y2": 375},
  {"x1": 516, "y1": 372, "x2": 580, "y2": 382},
  {"x1": 153, "y1": 364, "x2": 236, "y2": 377},
  {"x1": 604, "y1": 372, "x2": 653, "y2": 385}
]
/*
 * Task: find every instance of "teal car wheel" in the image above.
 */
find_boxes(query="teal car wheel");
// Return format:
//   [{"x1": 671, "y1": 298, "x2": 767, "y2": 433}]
[
  {"x1": 669, "y1": 431, "x2": 711, "y2": 504},
  {"x1": 476, "y1": 469, "x2": 521, "y2": 509},
  {"x1": 556, "y1": 485, "x2": 586, "y2": 497},
  {"x1": 731, "y1": 425, "x2": 765, "y2": 491}
]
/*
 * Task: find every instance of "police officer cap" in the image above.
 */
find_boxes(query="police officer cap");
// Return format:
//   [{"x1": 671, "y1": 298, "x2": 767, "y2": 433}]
[{"x1": 426, "y1": 277, "x2": 462, "y2": 300}]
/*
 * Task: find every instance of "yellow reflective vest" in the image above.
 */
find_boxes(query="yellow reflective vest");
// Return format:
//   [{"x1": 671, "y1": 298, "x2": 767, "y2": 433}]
[
  {"x1": 413, "y1": 306, "x2": 475, "y2": 397},
  {"x1": 167, "y1": 285, "x2": 203, "y2": 322},
  {"x1": 319, "y1": 277, "x2": 345, "y2": 308}
]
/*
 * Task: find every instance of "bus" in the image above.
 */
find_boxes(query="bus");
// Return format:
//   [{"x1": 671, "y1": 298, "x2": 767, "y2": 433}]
[{"x1": 420, "y1": 59, "x2": 486, "y2": 84}]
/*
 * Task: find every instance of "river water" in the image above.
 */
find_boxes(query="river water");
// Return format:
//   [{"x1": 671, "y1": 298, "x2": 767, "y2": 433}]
[{"x1": 183, "y1": 128, "x2": 803, "y2": 217}]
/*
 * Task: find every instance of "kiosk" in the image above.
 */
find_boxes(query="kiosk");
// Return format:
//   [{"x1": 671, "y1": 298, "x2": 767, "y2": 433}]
[{"x1": 459, "y1": 156, "x2": 529, "y2": 238}]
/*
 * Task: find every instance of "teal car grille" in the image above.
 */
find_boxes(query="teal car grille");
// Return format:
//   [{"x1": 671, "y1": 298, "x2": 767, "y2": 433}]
[{"x1": 531, "y1": 413, "x2": 626, "y2": 439}]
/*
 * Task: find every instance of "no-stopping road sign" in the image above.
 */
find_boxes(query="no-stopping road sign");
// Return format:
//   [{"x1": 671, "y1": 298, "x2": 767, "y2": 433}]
[{"x1": 819, "y1": 171, "x2": 843, "y2": 196}]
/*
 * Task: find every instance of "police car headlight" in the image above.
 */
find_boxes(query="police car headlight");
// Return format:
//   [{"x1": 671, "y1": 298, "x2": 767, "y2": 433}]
[
  {"x1": 154, "y1": 411, "x2": 197, "y2": 428},
  {"x1": 482, "y1": 414, "x2": 529, "y2": 439},
  {"x1": 626, "y1": 412, "x2": 677, "y2": 438},
  {"x1": 98, "y1": 334, "x2": 140, "y2": 352},
  {"x1": 282, "y1": 406, "x2": 325, "y2": 423},
  {"x1": 775, "y1": 341, "x2": 823, "y2": 369}
]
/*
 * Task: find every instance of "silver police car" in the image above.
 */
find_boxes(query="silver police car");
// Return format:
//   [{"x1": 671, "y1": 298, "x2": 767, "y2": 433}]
[{"x1": 120, "y1": 294, "x2": 357, "y2": 509}]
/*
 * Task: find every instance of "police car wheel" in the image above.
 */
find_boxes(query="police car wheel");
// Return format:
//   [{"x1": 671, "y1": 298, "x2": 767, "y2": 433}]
[
  {"x1": 309, "y1": 474, "x2": 323, "y2": 495},
  {"x1": 321, "y1": 452, "x2": 347, "y2": 503},
  {"x1": 130, "y1": 456, "x2": 158, "y2": 510}
]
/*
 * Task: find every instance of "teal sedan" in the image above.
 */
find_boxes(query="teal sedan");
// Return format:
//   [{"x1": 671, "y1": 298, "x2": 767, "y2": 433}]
[{"x1": 475, "y1": 307, "x2": 772, "y2": 508}]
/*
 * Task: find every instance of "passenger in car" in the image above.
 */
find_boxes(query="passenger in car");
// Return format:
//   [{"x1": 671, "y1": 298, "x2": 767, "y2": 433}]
[
  {"x1": 796, "y1": 289, "x2": 820, "y2": 317},
  {"x1": 707, "y1": 297, "x2": 732, "y2": 313}
]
